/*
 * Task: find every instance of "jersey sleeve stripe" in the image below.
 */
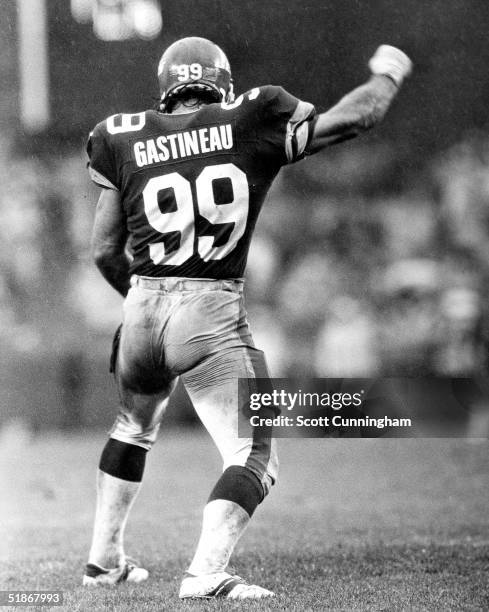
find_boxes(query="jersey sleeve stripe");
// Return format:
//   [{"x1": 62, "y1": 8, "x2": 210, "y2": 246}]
[
  {"x1": 285, "y1": 100, "x2": 315, "y2": 163},
  {"x1": 88, "y1": 166, "x2": 119, "y2": 190}
]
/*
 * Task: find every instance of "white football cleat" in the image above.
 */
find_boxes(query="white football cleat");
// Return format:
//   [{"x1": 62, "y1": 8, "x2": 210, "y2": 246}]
[
  {"x1": 179, "y1": 572, "x2": 275, "y2": 600},
  {"x1": 82, "y1": 561, "x2": 149, "y2": 586}
]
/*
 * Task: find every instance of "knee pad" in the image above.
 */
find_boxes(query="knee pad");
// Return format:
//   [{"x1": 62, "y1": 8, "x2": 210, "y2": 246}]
[
  {"x1": 99, "y1": 438, "x2": 147, "y2": 482},
  {"x1": 208, "y1": 465, "x2": 265, "y2": 517}
]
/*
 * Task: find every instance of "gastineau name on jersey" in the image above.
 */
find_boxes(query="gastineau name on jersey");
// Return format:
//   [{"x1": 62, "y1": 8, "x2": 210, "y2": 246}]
[{"x1": 133, "y1": 124, "x2": 234, "y2": 167}]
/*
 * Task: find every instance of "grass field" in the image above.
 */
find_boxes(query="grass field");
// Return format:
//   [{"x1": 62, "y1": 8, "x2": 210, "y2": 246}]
[{"x1": 1, "y1": 425, "x2": 489, "y2": 611}]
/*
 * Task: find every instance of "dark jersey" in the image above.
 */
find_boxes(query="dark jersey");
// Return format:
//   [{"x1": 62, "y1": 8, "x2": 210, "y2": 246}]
[{"x1": 87, "y1": 85, "x2": 316, "y2": 279}]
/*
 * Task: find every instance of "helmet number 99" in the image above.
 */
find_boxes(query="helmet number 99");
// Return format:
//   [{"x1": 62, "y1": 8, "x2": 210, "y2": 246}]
[
  {"x1": 176, "y1": 63, "x2": 203, "y2": 81},
  {"x1": 143, "y1": 163, "x2": 249, "y2": 265}
]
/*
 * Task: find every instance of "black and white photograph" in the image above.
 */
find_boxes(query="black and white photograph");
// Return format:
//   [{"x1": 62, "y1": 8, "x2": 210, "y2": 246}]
[{"x1": 1, "y1": 1, "x2": 489, "y2": 609}]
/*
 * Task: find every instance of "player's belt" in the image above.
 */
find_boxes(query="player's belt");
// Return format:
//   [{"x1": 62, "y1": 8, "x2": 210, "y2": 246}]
[{"x1": 131, "y1": 275, "x2": 244, "y2": 293}]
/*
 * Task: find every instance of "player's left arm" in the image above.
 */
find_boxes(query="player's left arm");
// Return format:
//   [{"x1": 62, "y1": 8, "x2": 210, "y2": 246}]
[
  {"x1": 91, "y1": 187, "x2": 131, "y2": 297},
  {"x1": 308, "y1": 45, "x2": 412, "y2": 152}
]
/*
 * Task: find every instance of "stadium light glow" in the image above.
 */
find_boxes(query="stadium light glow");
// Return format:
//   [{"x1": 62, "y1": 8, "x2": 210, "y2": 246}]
[
  {"x1": 70, "y1": 0, "x2": 94, "y2": 24},
  {"x1": 93, "y1": 0, "x2": 133, "y2": 41},
  {"x1": 90, "y1": 0, "x2": 162, "y2": 41},
  {"x1": 130, "y1": 0, "x2": 163, "y2": 40}
]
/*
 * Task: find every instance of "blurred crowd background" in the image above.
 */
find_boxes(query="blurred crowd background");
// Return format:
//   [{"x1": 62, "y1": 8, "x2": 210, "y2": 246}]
[{"x1": 2, "y1": 0, "x2": 489, "y2": 430}]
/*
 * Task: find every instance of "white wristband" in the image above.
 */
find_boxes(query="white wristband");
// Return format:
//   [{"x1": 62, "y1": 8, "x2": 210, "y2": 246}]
[{"x1": 368, "y1": 45, "x2": 412, "y2": 86}]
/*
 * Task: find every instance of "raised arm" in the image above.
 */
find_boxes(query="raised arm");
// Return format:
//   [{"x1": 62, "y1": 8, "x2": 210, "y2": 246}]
[
  {"x1": 308, "y1": 45, "x2": 412, "y2": 152},
  {"x1": 91, "y1": 187, "x2": 131, "y2": 297}
]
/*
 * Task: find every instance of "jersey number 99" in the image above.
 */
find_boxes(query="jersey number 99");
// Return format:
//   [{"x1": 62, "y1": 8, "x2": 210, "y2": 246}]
[{"x1": 143, "y1": 163, "x2": 249, "y2": 265}]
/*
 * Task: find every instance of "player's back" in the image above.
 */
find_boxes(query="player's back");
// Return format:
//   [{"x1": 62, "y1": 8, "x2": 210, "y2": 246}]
[{"x1": 87, "y1": 85, "x2": 316, "y2": 279}]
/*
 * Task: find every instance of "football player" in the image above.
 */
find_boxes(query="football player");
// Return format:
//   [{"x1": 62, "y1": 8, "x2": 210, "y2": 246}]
[{"x1": 83, "y1": 37, "x2": 411, "y2": 599}]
